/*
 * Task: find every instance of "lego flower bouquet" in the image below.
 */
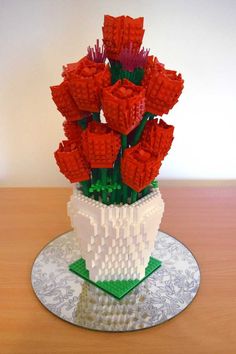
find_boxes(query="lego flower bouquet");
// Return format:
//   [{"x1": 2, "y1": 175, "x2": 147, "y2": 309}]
[{"x1": 51, "y1": 15, "x2": 184, "y2": 282}]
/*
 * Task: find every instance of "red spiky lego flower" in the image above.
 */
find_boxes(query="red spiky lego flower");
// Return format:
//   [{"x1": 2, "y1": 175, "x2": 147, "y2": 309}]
[
  {"x1": 102, "y1": 15, "x2": 145, "y2": 61},
  {"x1": 140, "y1": 118, "x2": 174, "y2": 159},
  {"x1": 50, "y1": 81, "x2": 88, "y2": 121},
  {"x1": 81, "y1": 121, "x2": 121, "y2": 168},
  {"x1": 121, "y1": 143, "x2": 162, "y2": 192},
  {"x1": 102, "y1": 79, "x2": 145, "y2": 135},
  {"x1": 54, "y1": 140, "x2": 90, "y2": 183},
  {"x1": 142, "y1": 59, "x2": 184, "y2": 116},
  {"x1": 63, "y1": 57, "x2": 111, "y2": 112}
]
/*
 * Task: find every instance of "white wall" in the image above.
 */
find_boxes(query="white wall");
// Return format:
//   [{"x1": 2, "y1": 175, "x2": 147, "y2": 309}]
[{"x1": 0, "y1": 0, "x2": 236, "y2": 186}]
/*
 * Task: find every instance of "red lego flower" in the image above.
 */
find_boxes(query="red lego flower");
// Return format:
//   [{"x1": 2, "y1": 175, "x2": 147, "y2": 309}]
[
  {"x1": 142, "y1": 59, "x2": 184, "y2": 116},
  {"x1": 81, "y1": 121, "x2": 121, "y2": 168},
  {"x1": 63, "y1": 57, "x2": 111, "y2": 112},
  {"x1": 121, "y1": 143, "x2": 162, "y2": 192},
  {"x1": 140, "y1": 119, "x2": 174, "y2": 159},
  {"x1": 142, "y1": 56, "x2": 164, "y2": 85},
  {"x1": 63, "y1": 120, "x2": 83, "y2": 141},
  {"x1": 63, "y1": 114, "x2": 93, "y2": 140},
  {"x1": 62, "y1": 56, "x2": 90, "y2": 79},
  {"x1": 102, "y1": 15, "x2": 145, "y2": 61},
  {"x1": 102, "y1": 79, "x2": 145, "y2": 135},
  {"x1": 50, "y1": 81, "x2": 88, "y2": 121},
  {"x1": 54, "y1": 140, "x2": 90, "y2": 183}
]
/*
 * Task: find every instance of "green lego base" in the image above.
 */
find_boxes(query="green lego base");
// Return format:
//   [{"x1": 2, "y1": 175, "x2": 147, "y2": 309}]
[{"x1": 69, "y1": 257, "x2": 161, "y2": 300}]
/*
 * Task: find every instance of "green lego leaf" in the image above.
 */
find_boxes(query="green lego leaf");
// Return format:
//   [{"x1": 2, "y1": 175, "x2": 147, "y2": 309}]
[{"x1": 151, "y1": 180, "x2": 159, "y2": 188}]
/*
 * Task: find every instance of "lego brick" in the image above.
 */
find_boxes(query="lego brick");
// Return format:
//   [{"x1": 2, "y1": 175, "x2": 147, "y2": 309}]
[
  {"x1": 54, "y1": 140, "x2": 90, "y2": 183},
  {"x1": 140, "y1": 119, "x2": 174, "y2": 159},
  {"x1": 142, "y1": 60, "x2": 184, "y2": 116},
  {"x1": 81, "y1": 121, "x2": 121, "y2": 168},
  {"x1": 102, "y1": 15, "x2": 144, "y2": 61},
  {"x1": 68, "y1": 188, "x2": 164, "y2": 282},
  {"x1": 102, "y1": 79, "x2": 145, "y2": 135},
  {"x1": 69, "y1": 256, "x2": 161, "y2": 300},
  {"x1": 50, "y1": 81, "x2": 88, "y2": 121},
  {"x1": 120, "y1": 143, "x2": 162, "y2": 192}
]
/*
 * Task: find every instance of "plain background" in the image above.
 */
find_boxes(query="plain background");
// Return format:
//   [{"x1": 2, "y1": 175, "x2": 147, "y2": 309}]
[{"x1": 0, "y1": 0, "x2": 236, "y2": 186}]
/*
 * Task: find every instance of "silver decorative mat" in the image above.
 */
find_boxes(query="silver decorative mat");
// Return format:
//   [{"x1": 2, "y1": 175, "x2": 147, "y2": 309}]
[{"x1": 31, "y1": 230, "x2": 200, "y2": 332}]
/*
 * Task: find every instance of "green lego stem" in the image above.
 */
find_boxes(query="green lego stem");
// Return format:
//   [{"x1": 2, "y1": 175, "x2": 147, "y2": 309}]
[
  {"x1": 100, "y1": 168, "x2": 108, "y2": 204},
  {"x1": 122, "y1": 183, "x2": 128, "y2": 204},
  {"x1": 131, "y1": 112, "x2": 155, "y2": 146},
  {"x1": 116, "y1": 185, "x2": 122, "y2": 204},
  {"x1": 110, "y1": 61, "x2": 122, "y2": 84},
  {"x1": 91, "y1": 169, "x2": 96, "y2": 184},
  {"x1": 80, "y1": 180, "x2": 90, "y2": 196},
  {"x1": 77, "y1": 118, "x2": 87, "y2": 130},
  {"x1": 131, "y1": 189, "x2": 138, "y2": 203},
  {"x1": 121, "y1": 134, "x2": 127, "y2": 155},
  {"x1": 111, "y1": 159, "x2": 119, "y2": 204},
  {"x1": 110, "y1": 61, "x2": 144, "y2": 85},
  {"x1": 92, "y1": 112, "x2": 101, "y2": 122},
  {"x1": 110, "y1": 189, "x2": 115, "y2": 204},
  {"x1": 121, "y1": 135, "x2": 128, "y2": 203},
  {"x1": 91, "y1": 169, "x2": 99, "y2": 200},
  {"x1": 142, "y1": 186, "x2": 150, "y2": 197}
]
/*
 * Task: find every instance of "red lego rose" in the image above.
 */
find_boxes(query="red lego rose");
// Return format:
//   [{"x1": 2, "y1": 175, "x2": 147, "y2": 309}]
[
  {"x1": 63, "y1": 57, "x2": 111, "y2": 113},
  {"x1": 54, "y1": 140, "x2": 90, "y2": 183},
  {"x1": 63, "y1": 114, "x2": 93, "y2": 140},
  {"x1": 50, "y1": 81, "x2": 88, "y2": 121},
  {"x1": 63, "y1": 120, "x2": 83, "y2": 141},
  {"x1": 81, "y1": 121, "x2": 121, "y2": 168},
  {"x1": 121, "y1": 143, "x2": 162, "y2": 192},
  {"x1": 142, "y1": 56, "x2": 164, "y2": 86},
  {"x1": 102, "y1": 15, "x2": 145, "y2": 61},
  {"x1": 62, "y1": 56, "x2": 90, "y2": 79},
  {"x1": 142, "y1": 60, "x2": 184, "y2": 116},
  {"x1": 102, "y1": 79, "x2": 145, "y2": 135},
  {"x1": 140, "y1": 118, "x2": 174, "y2": 159}
]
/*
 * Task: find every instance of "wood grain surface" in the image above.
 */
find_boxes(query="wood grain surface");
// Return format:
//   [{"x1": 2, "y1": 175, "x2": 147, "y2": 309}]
[{"x1": 0, "y1": 185, "x2": 235, "y2": 354}]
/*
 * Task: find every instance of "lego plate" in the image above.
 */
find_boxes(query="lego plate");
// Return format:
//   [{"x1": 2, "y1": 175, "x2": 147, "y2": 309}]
[{"x1": 31, "y1": 230, "x2": 200, "y2": 332}]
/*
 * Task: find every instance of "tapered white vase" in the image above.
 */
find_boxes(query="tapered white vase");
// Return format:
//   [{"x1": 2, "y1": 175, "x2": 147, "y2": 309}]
[{"x1": 68, "y1": 187, "x2": 164, "y2": 282}]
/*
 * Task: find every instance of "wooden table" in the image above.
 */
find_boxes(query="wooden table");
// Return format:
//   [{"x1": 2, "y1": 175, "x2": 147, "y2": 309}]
[{"x1": 1, "y1": 185, "x2": 236, "y2": 354}]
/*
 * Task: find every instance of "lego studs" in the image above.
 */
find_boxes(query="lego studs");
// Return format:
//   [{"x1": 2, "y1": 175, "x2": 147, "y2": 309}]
[
  {"x1": 102, "y1": 79, "x2": 145, "y2": 135},
  {"x1": 54, "y1": 140, "x2": 90, "y2": 183},
  {"x1": 142, "y1": 57, "x2": 184, "y2": 116},
  {"x1": 50, "y1": 81, "x2": 88, "y2": 121},
  {"x1": 121, "y1": 144, "x2": 162, "y2": 192},
  {"x1": 102, "y1": 15, "x2": 145, "y2": 61},
  {"x1": 82, "y1": 121, "x2": 121, "y2": 168}
]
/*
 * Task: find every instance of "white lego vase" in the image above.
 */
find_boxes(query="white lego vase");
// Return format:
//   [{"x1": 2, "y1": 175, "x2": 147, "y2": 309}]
[{"x1": 68, "y1": 187, "x2": 164, "y2": 282}]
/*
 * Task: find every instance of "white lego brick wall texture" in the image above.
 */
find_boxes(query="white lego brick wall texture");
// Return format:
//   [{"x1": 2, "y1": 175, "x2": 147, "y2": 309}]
[{"x1": 68, "y1": 188, "x2": 164, "y2": 281}]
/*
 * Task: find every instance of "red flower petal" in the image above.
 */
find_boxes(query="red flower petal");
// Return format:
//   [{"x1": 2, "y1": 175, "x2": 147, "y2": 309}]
[
  {"x1": 50, "y1": 81, "x2": 87, "y2": 121},
  {"x1": 102, "y1": 79, "x2": 145, "y2": 135},
  {"x1": 140, "y1": 118, "x2": 174, "y2": 159},
  {"x1": 54, "y1": 140, "x2": 90, "y2": 182},
  {"x1": 82, "y1": 121, "x2": 121, "y2": 168},
  {"x1": 102, "y1": 15, "x2": 144, "y2": 61},
  {"x1": 121, "y1": 143, "x2": 162, "y2": 192},
  {"x1": 142, "y1": 61, "x2": 184, "y2": 116}
]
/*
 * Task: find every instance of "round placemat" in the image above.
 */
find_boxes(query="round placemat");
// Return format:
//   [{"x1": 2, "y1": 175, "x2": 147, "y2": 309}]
[{"x1": 31, "y1": 230, "x2": 200, "y2": 331}]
